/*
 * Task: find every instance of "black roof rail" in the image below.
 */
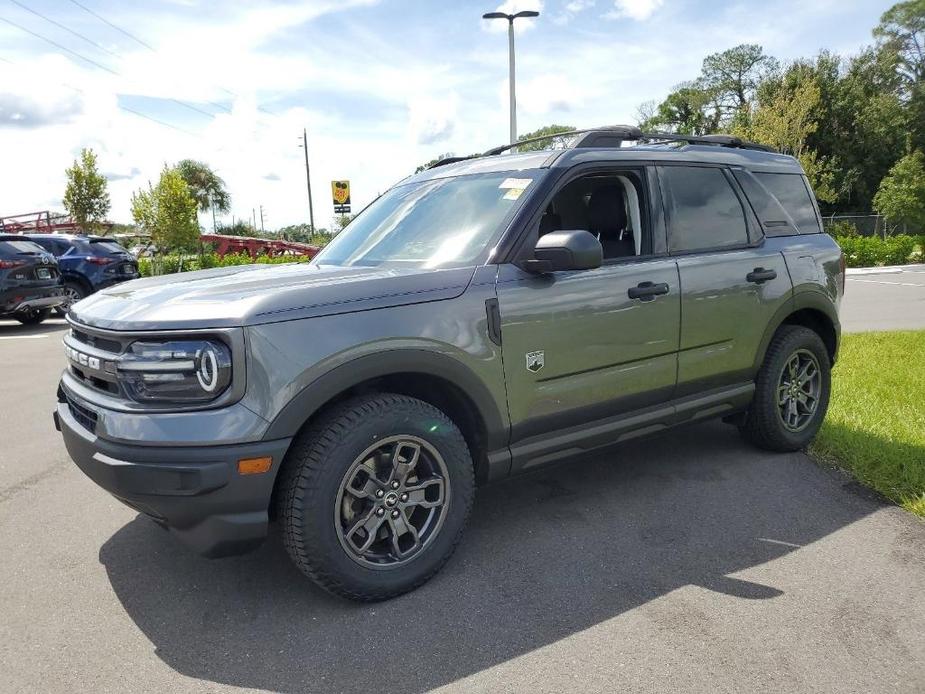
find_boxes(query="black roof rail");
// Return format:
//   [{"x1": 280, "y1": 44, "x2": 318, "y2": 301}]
[
  {"x1": 426, "y1": 155, "x2": 480, "y2": 170},
  {"x1": 642, "y1": 132, "x2": 777, "y2": 153},
  {"x1": 434, "y1": 126, "x2": 778, "y2": 171},
  {"x1": 482, "y1": 125, "x2": 640, "y2": 156}
]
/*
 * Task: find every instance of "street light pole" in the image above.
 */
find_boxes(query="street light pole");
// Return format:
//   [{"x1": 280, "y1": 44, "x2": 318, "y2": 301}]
[
  {"x1": 303, "y1": 128, "x2": 315, "y2": 232},
  {"x1": 482, "y1": 9, "x2": 539, "y2": 146}
]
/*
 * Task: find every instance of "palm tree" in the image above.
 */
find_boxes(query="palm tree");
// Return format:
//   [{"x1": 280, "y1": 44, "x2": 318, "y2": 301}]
[{"x1": 176, "y1": 159, "x2": 231, "y2": 231}]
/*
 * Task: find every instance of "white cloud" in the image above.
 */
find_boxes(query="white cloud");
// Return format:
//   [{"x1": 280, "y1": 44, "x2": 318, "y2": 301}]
[
  {"x1": 566, "y1": 0, "x2": 596, "y2": 12},
  {"x1": 0, "y1": 0, "x2": 887, "y2": 230},
  {"x1": 408, "y1": 94, "x2": 460, "y2": 145},
  {"x1": 604, "y1": 0, "x2": 664, "y2": 21}
]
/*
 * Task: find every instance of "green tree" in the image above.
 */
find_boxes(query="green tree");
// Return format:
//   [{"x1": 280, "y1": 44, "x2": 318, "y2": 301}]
[
  {"x1": 873, "y1": 150, "x2": 925, "y2": 230},
  {"x1": 639, "y1": 81, "x2": 720, "y2": 134},
  {"x1": 517, "y1": 124, "x2": 577, "y2": 151},
  {"x1": 735, "y1": 78, "x2": 838, "y2": 202},
  {"x1": 874, "y1": 0, "x2": 925, "y2": 84},
  {"x1": 63, "y1": 148, "x2": 111, "y2": 234},
  {"x1": 875, "y1": 1, "x2": 925, "y2": 151},
  {"x1": 700, "y1": 44, "x2": 779, "y2": 125},
  {"x1": 131, "y1": 167, "x2": 200, "y2": 252},
  {"x1": 334, "y1": 213, "x2": 355, "y2": 233},
  {"x1": 176, "y1": 159, "x2": 231, "y2": 231}
]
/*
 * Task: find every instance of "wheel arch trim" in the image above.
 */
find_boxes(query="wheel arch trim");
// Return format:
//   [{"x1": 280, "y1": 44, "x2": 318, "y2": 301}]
[
  {"x1": 261, "y1": 349, "x2": 509, "y2": 453},
  {"x1": 753, "y1": 291, "x2": 840, "y2": 373}
]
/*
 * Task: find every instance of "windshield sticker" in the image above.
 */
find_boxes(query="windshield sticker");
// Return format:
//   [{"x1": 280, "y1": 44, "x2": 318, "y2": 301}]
[
  {"x1": 498, "y1": 177, "x2": 532, "y2": 190},
  {"x1": 502, "y1": 187, "x2": 526, "y2": 200}
]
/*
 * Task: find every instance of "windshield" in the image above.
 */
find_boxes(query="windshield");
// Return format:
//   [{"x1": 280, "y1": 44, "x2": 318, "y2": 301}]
[{"x1": 312, "y1": 172, "x2": 540, "y2": 268}]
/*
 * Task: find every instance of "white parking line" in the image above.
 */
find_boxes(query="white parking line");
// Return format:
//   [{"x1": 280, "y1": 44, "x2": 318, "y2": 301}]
[
  {"x1": 848, "y1": 278, "x2": 925, "y2": 287},
  {"x1": 0, "y1": 334, "x2": 49, "y2": 340}
]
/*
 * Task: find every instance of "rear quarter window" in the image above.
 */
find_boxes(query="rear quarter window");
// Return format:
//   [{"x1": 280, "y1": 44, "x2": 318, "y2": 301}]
[{"x1": 753, "y1": 173, "x2": 821, "y2": 235}]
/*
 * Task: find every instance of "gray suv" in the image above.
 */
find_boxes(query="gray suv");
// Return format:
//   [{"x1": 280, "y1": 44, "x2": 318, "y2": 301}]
[{"x1": 55, "y1": 127, "x2": 843, "y2": 601}]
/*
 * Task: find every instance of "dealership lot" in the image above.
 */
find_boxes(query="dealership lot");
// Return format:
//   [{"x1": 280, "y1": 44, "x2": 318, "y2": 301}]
[{"x1": 1, "y1": 280, "x2": 924, "y2": 693}]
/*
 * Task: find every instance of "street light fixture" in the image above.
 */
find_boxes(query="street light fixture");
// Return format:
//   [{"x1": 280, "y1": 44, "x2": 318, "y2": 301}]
[{"x1": 482, "y1": 9, "x2": 539, "y2": 147}]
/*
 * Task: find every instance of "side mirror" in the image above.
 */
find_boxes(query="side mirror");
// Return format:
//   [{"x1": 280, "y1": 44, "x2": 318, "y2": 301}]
[{"x1": 523, "y1": 230, "x2": 602, "y2": 273}]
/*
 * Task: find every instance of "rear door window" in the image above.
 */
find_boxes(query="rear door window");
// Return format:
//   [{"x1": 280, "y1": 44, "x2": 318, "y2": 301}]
[
  {"x1": 753, "y1": 173, "x2": 820, "y2": 234},
  {"x1": 659, "y1": 166, "x2": 749, "y2": 253}
]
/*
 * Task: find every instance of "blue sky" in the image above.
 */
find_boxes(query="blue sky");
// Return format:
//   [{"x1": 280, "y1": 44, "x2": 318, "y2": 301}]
[{"x1": 0, "y1": 0, "x2": 893, "y2": 228}]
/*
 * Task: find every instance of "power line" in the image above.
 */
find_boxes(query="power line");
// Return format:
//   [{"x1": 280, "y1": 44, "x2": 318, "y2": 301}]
[
  {"x1": 1, "y1": 11, "x2": 222, "y2": 120},
  {"x1": 0, "y1": 52, "x2": 197, "y2": 137},
  {"x1": 0, "y1": 14, "x2": 117, "y2": 74},
  {"x1": 8, "y1": 0, "x2": 119, "y2": 58},
  {"x1": 64, "y1": 0, "x2": 153, "y2": 50},
  {"x1": 61, "y1": 0, "x2": 275, "y2": 118}
]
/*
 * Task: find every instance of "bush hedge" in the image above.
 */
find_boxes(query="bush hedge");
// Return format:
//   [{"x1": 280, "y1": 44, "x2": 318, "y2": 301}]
[
  {"x1": 835, "y1": 234, "x2": 923, "y2": 268},
  {"x1": 138, "y1": 252, "x2": 310, "y2": 277}
]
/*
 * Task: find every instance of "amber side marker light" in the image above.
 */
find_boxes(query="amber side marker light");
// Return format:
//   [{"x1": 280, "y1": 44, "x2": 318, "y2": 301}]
[{"x1": 238, "y1": 457, "x2": 273, "y2": 475}]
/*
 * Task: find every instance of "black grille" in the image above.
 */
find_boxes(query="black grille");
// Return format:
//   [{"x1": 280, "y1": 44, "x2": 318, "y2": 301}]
[
  {"x1": 66, "y1": 393, "x2": 98, "y2": 433},
  {"x1": 70, "y1": 328, "x2": 122, "y2": 354}
]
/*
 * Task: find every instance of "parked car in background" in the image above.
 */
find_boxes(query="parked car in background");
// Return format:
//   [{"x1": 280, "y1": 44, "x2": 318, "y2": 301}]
[
  {"x1": 25, "y1": 235, "x2": 139, "y2": 316},
  {"x1": 0, "y1": 235, "x2": 64, "y2": 324}
]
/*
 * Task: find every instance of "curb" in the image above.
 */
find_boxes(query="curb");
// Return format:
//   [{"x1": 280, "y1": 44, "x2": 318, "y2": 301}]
[{"x1": 846, "y1": 263, "x2": 925, "y2": 276}]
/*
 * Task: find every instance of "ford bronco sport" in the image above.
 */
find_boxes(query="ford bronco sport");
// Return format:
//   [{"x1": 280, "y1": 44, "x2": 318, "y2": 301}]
[{"x1": 55, "y1": 126, "x2": 843, "y2": 601}]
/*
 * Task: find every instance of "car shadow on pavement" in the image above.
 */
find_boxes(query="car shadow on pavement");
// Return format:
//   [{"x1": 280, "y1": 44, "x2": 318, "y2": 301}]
[
  {"x1": 0, "y1": 318, "x2": 67, "y2": 337},
  {"x1": 98, "y1": 421, "x2": 881, "y2": 693}
]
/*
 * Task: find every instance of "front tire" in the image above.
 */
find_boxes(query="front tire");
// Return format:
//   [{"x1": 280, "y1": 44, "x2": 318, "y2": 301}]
[
  {"x1": 278, "y1": 393, "x2": 475, "y2": 601},
  {"x1": 740, "y1": 325, "x2": 831, "y2": 452},
  {"x1": 15, "y1": 308, "x2": 51, "y2": 325}
]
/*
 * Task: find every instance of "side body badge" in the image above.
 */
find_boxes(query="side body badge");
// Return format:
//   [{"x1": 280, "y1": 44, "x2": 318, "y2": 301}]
[{"x1": 525, "y1": 350, "x2": 545, "y2": 373}]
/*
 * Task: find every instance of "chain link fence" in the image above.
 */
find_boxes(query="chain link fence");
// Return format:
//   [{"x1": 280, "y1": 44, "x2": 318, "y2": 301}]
[{"x1": 821, "y1": 215, "x2": 919, "y2": 239}]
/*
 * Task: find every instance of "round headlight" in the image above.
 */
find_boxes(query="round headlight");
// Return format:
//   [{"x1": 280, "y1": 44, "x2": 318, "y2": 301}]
[{"x1": 196, "y1": 347, "x2": 220, "y2": 392}]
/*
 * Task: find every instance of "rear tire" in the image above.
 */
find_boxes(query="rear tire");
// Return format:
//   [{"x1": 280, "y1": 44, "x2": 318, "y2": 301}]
[
  {"x1": 15, "y1": 308, "x2": 51, "y2": 325},
  {"x1": 278, "y1": 393, "x2": 475, "y2": 602},
  {"x1": 740, "y1": 325, "x2": 831, "y2": 452}
]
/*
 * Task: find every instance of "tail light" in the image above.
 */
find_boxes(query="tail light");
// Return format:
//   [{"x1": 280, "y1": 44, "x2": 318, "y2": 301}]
[
  {"x1": 0, "y1": 259, "x2": 26, "y2": 269},
  {"x1": 86, "y1": 257, "x2": 114, "y2": 265}
]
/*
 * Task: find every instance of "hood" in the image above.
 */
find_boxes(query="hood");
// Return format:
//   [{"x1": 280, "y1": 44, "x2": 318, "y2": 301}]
[{"x1": 70, "y1": 262, "x2": 476, "y2": 331}]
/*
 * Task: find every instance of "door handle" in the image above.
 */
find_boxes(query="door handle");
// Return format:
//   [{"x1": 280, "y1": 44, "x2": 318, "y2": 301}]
[
  {"x1": 746, "y1": 268, "x2": 777, "y2": 284},
  {"x1": 628, "y1": 281, "x2": 670, "y2": 301}
]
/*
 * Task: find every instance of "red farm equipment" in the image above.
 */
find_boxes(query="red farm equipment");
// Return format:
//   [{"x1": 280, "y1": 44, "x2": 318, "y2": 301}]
[
  {"x1": 0, "y1": 210, "x2": 112, "y2": 235},
  {"x1": 199, "y1": 234, "x2": 320, "y2": 259}
]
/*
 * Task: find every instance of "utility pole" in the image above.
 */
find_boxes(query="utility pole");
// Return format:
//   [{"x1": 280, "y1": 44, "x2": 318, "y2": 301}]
[
  {"x1": 259, "y1": 205, "x2": 265, "y2": 233},
  {"x1": 300, "y1": 128, "x2": 316, "y2": 232},
  {"x1": 252, "y1": 208, "x2": 256, "y2": 232},
  {"x1": 482, "y1": 9, "x2": 539, "y2": 146}
]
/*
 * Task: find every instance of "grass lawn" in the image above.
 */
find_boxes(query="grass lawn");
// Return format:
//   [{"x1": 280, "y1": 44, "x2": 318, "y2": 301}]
[{"x1": 811, "y1": 330, "x2": 925, "y2": 516}]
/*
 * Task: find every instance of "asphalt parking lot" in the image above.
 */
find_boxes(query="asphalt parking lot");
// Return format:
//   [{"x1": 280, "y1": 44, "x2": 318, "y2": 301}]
[{"x1": 1, "y1": 275, "x2": 924, "y2": 693}]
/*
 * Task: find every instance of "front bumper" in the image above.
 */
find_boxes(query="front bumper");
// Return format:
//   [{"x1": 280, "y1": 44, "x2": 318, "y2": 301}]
[{"x1": 55, "y1": 396, "x2": 291, "y2": 557}]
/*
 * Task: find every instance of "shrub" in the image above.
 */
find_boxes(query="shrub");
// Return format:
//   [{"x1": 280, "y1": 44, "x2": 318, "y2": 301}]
[
  {"x1": 138, "y1": 252, "x2": 311, "y2": 277},
  {"x1": 827, "y1": 220, "x2": 859, "y2": 238},
  {"x1": 835, "y1": 234, "x2": 917, "y2": 267}
]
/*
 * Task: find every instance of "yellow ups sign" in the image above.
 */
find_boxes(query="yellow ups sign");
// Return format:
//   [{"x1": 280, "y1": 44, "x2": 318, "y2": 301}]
[{"x1": 331, "y1": 180, "x2": 351, "y2": 213}]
